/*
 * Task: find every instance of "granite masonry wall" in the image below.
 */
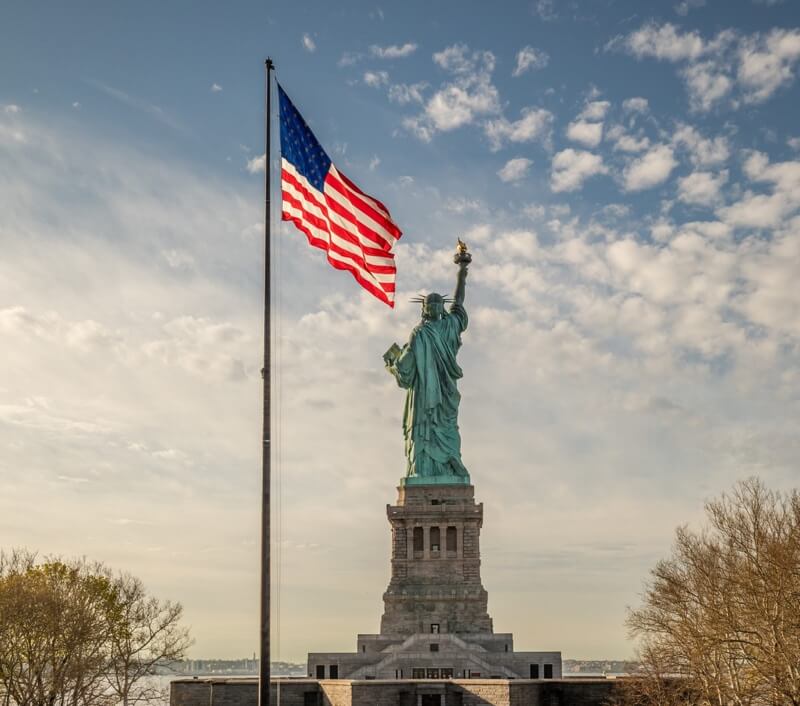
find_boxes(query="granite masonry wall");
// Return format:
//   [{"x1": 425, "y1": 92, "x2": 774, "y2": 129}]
[{"x1": 170, "y1": 678, "x2": 622, "y2": 706}]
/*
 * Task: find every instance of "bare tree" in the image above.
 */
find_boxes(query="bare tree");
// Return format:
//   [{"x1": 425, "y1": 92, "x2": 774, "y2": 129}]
[
  {"x1": 106, "y1": 574, "x2": 191, "y2": 706},
  {"x1": 620, "y1": 479, "x2": 800, "y2": 706}
]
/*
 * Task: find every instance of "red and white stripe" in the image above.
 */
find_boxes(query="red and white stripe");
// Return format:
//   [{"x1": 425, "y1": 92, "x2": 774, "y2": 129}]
[{"x1": 281, "y1": 159, "x2": 401, "y2": 307}]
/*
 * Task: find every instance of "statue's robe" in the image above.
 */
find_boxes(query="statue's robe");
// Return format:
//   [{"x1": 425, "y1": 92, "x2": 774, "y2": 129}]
[{"x1": 389, "y1": 304, "x2": 468, "y2": 479}]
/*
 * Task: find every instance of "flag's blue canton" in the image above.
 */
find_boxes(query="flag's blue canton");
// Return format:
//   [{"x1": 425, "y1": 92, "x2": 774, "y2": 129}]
[{"x1": 278, "y1": 83, "x2": 332, "y2": 193}]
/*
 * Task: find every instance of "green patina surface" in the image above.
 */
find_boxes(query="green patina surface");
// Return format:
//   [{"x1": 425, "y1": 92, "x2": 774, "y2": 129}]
[
  {"x1": 384, "y1": 246, "x2": 472, "y2": 486},
  {"x1": 401, "y1": 474, "x2": 470, "y2": 487}
]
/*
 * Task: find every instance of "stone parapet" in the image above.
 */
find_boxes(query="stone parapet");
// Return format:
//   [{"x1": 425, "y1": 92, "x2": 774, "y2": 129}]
[{"x1": 170, "y1": 677, "x2": 623, "y2": 706}]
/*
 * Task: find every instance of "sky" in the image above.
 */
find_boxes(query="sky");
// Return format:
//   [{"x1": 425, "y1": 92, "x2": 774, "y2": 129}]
[{"x1": 1, "y1": 0, "x2": 800, "y2": 664}]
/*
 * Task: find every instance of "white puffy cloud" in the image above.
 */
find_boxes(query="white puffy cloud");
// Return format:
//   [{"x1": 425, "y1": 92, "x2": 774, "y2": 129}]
[
  {"x1": 246, "y1": 153, "x2": 265, "y2": 174},
  {"x1": 497, "y1": 157, "x2": 533, "y2": 183},
  {"x1": 613, "y1": 134, "x2": 651, "y2": 153},
  {"x1": 682, "y1": 60, "x2": 733, "y2": 111},
  {"x1": 718, "y1": 152, "x2": 800, "y2": 228},
  {"x1": 622, "y1": 97, "x2": 649, "y2": 113},
  {"x1": 488, "y1": 229, "x2": 540, "y2": 260},
  {"x1": 210, "y1": 83, "x2": 223, "y2": 93},
  {"x1": 620, "y1": 22, "x2": 706, "y2": 62},
  {"x1": 424, "y1": 80, "x2": 499, "y2": 129},
  {"x1": 370, "y1": 42, "x2": 418, "y2": 59},
  {"x1": 623, "y1": 145, "x2": 677, "y2": 192},
  {"x1": 485, "y1": 107, "x2": 553, "y2": 151},
  {"x1": 737, "y1": 29, "x2": 800, "y2": 104},
  {"x1": 512, "y1": 46, "x2": 549, "y2": 76},
  {"x1": 4, "y1": 104, "x2": 21, "y2": 114},
  {"x1": 404, "y1": 44, "x2": 500, "y2": 141},
  {"x1": 579, "y1": 100, "x2": 611, "y2": 121},
  {"x1": 566, "y1": 120, "x2": 603, "y2": 148},
  {"x1": 432, "y1": 43, "x2": 492, "y2": 74},
  {"x1": 613, "y1": 23, "x2": 800, "y2": 111},
  {"x1": 678, "y1": 170, "x2": 729, "y2": 206},
  {"x1": 550, "y1": 149, "x2": 608, "y2": 192},
  {"x1": 363, "y1": 70, "x2": 389, "y2": 88},
  {"x1": 672, "y1": 124, "x2": 731, "y2": 167},
  {"x1": 301, "y1": 33, "x2": 316, "y2": 52},
  {"x1": 388, "y1": 82, "x2": 427, "y2": 104}
]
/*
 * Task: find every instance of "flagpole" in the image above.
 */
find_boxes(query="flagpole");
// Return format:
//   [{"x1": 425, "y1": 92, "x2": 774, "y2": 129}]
[{"x1": 260, "y1": 56, "x2": 274, "y2": 706}]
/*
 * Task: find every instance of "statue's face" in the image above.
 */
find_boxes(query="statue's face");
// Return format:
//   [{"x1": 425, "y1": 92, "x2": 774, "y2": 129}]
[{"x1": 422, "y1": 294, "x2": 445, "y2": 321}]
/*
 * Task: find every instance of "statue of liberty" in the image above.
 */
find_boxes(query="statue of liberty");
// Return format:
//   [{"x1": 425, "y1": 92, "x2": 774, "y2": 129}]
[{"x1": 383, "y1": 240, "x2": 472, "y2": 485}]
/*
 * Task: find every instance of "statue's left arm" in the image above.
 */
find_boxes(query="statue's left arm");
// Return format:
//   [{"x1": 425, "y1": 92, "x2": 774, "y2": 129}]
[{"x1": 384, "y1": 334, "x2": 417, "y2": 389}]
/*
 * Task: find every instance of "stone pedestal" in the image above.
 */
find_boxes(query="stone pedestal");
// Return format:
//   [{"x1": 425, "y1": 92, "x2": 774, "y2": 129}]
[
  {"x1": 380, "y1": 484, "x2": 493, "y2": 636},
  {"x1": 307, "y1": 481, "x2": 562, "y2": 681}
]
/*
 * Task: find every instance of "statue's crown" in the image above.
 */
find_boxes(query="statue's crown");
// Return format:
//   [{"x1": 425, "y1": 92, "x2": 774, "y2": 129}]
[{"x1": 410, "y1": 293, "x2": 452, "y2": 304}]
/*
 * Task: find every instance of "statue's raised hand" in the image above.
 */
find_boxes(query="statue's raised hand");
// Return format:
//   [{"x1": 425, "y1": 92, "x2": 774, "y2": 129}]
[{"x1": 454, "y1": 237, "x2": 472, "y2": 266}]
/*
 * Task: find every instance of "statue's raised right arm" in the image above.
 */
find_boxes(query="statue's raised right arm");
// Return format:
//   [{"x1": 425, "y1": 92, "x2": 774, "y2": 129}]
[{"x1": 453, "y1": 237, "x2": 472, "y2": 308}]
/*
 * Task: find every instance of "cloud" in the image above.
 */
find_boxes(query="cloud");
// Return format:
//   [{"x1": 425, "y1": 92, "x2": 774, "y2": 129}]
[
  {"x1": 337, "y1": 52, "x2": 362, "y2": 67},
  {"x1": 550, "y1": 149, "x2": 608, "y2": 192},
  {"x1": 611, "y1": 132, "x2": 651, "y2": 153},
  {"x1": 612, "y1": 23, "x2": 800, "y2": 111},
  {"x1": 403, "y1": 44, "x2": 500, "y2": 141},
  {"x1": 566, "y1": 120, "x2": 603, "y2": 148},
  {"x1": 302, "y1": 33, "x2": 316, "y2": 52},
  {"x1": 86, "y1": 79, "x2": 185, "y2": 132},
  {"x1": 162, "y1": 249, "x2": 196, "y2": 272},
  {"x1": 682, "y1": 60, "x2": 733, "y2": 111},
  {"x1": 363, "y1": 70, "x2": 389, "y2": 88},
  {"x1": 622, "y1": 97, "x2": 649, "y2": 113},
  {"x1": 717, "y1": 152, "x2": 800, "y2": 228},
  {"x1": 497, "y1": 157, "x2": 533, "y2": 183},
  {"x1": 534, "y1": 0, "x2": 557, "y2": 20},
  {"x1": 788, "y1": 137, "x2": 800, "y2": 151},
  {"x1": 246, "y1": 154, "x2": 265, "y2": 174},
  {"x1": 4, "y1": 104, "x2": 21, "y2": 114},
  {"x1": 442, "y1": 196, "x2": 483, "y2": 214},
  {"x1": 623, "y1": 145, "x2": 677, "y2": 192},
  {"x1": 619, "y1": 22, "x2": 706, "y2": 62},
  {"x1": 368, "y1": 155, "x2": 380, "y2": 171},
  {"x1": 579, "y1": 100, "x2": 611, "y2": 121},
  {"x1": 370, "y1": 43, "x2": 418, "y2": 59},
  {"x1": 512, "y1": 46, "x2": 549, "y2": 76},
  {"x1": 485, "y1": 107, "x2": 553, "y2": 151},
  {"x1": 737, "y1": 29, "x2": 800, "y2": 104},
  {"x1": 675, "y1": 0, "x2": 706, "y2": 14},
  {"x1": 672, "y1": 124, "x2": 730, "y2": 167},
  {"x1": 210, "y1": 83, "x2": 223, "y2": 92},
  {"x1": 678, "y1": 170, "x2": 729, "y2": 206},
  {"x1": 488, "y1": 230, "x2": 540, "y2": 260},
  {"x1": 388, "y1": 82, "x2": 427, "y2": 104}
]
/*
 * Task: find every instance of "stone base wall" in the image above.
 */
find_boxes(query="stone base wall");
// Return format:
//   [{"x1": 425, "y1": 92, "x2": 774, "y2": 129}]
[
  {"x1": 170, "y1": 678, "x2": 623, "y2": 706},
  {"x1": 309, "y1": 633, "x2": 561, "y2": 680}
]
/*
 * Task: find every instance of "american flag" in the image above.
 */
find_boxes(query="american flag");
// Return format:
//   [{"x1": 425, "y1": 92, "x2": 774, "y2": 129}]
[{"x1": 277, "y1": 83, "x2": 402, "y2": 307}]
